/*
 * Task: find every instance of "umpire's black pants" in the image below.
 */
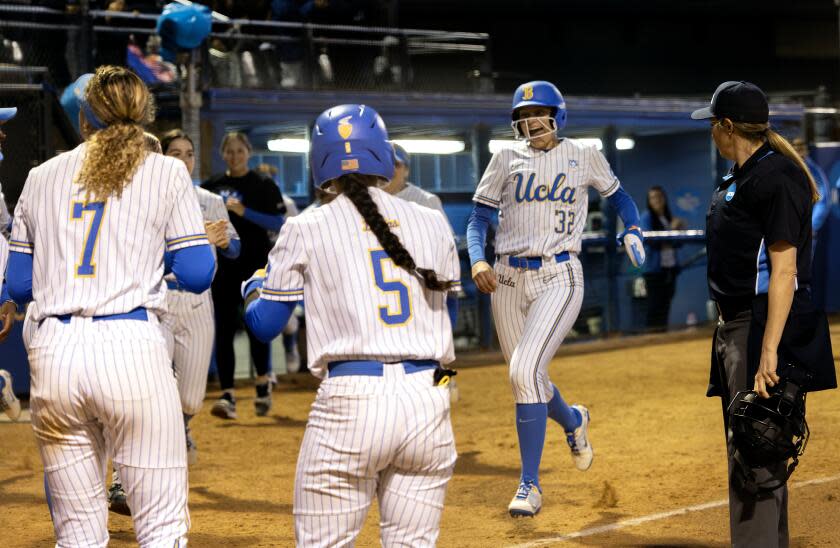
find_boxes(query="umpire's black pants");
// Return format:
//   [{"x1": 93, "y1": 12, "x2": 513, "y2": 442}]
[{"x1": 714, "y1": 310, "x2": 789, "y2": 548}]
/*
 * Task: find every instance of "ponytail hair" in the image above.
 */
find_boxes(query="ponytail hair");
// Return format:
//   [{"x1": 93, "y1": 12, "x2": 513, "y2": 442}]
[
  {"x1": 732, "y1": 121, "x2": 820, "y2": 204},
  {"x1": 336, "y1": 173, "x2": 455, "y2": 291},
  {"x1": 76, "y1": 66, "x2": 155, "y2": 200}
]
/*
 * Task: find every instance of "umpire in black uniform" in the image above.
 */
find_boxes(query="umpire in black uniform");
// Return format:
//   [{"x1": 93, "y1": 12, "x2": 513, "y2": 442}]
[{"x1": 693, "y1": 81, "x2": 836, "y2": 547}]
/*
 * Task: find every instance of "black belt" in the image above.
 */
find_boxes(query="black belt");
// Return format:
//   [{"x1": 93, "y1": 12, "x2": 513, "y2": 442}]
[{"x1": 715, "y1": 298, "x2": 752, "y2": 322}]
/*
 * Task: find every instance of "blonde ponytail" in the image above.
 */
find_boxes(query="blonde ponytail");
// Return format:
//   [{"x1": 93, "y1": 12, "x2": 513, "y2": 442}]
[
  {"x1": 75, "y1": 66, "x2": 155, "y2": 200},
  {"x1": 765, "y1": 130, "x2": 820, "y2": 204},
  {"x1": 732, "y1": 121, "x2": 820, "y2": 204}
]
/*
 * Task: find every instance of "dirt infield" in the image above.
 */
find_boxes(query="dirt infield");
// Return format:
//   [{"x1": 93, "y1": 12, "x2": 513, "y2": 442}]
[{"x1": 2, "y1": 325, "x2": 839, "y2": 547}]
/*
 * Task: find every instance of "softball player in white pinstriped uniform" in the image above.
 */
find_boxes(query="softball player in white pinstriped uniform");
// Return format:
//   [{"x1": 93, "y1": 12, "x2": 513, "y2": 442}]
[
  {"x1": 243, "y1": 104, "x2": 460, "y2": 547},
  {"x1": 467, "y1": 81, "x2": 645, "y2": 517},
  {"x1": 159, "y1": 129, "x2": 240, "y2": 465},
  {"x1": 6, "y1": 67, "x2": 214, "y2": 547}
]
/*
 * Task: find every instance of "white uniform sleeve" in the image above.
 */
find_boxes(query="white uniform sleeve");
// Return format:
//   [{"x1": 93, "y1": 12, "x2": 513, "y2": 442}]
[
  {"x1": 261, "y1": 218, "x2": 307, "y2": 302},
  {"x1": 0, "y1": 234, "x2": 8, "y2": 279},
  {"x1": 434, "y1": 212, "x2": 461, "y2": 293},
  {"x1": 0, "y1": 182, "x2": 11, "y2": 240},
  {"x1": 209, "y1": 193, "x2": 240, "y2": 241},
  {"x1": 587, "y1": 146, "x2": 621, "y2": 198},
  {"x1": 472, "y1": 150, "x2": 507, "y2": 208},
  {"x1": 9, "y1": 172, "x2": 34, "y2": 255},
  {"x1": 165, "y1": 163, "x2": 210, "y2": 252}
]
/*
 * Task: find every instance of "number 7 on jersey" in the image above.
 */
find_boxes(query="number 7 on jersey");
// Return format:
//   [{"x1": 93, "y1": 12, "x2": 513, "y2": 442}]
[{"x1": 71, "y1": 201, "x2": 106, "y2": 277}]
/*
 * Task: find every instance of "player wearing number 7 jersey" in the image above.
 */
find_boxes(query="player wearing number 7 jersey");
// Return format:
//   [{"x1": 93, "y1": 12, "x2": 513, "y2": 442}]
[
  {"x1": 6, "y1": 66, "x2": 214, "y2": 546},
  {"x1": 467, "y1": 80, "x2": 645, "y2": 518},
  {"x1": 241, "y1": 104, "x2": 460, "y2": 547}
]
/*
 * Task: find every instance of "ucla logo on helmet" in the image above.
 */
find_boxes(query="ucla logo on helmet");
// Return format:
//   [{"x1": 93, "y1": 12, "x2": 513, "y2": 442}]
[
  {"x1": 338, "y1": 116, "x2": 353, "y2": 140},
  {"x1": 523, "y1": 86, "x2": 534, "y2": 100}
]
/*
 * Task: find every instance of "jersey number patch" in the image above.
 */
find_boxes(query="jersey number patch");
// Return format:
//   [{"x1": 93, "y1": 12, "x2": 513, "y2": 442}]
[
  {"x1": 369, "y1": 249, "x2": 412, "y2": 326},
  {"x1": 555, "y1": 209, "x2": 575, "y2": 235},
  {"x1": 71, "y1": 201, "x2": 106, "y2": 277}
]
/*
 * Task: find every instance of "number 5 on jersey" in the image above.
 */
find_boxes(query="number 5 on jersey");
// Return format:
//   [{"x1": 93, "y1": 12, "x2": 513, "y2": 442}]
[
  {"x1": 369, "y1": 249, "x2": 412, "y2": 326},
  {"x1": 71, "y1": 201, "x2": 106, "y2": 277}
]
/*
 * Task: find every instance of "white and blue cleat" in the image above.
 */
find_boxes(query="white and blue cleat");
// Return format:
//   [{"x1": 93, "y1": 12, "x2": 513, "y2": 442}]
[
  {"x1": 566, "y1": 404, "x2": 594, "y2": 471},
  {"x1": 508, "y1": 481, "x2": 542, "y2": 517},
  {"x1": 0, "y1": 369, "x2": 21, "y2": 421}
]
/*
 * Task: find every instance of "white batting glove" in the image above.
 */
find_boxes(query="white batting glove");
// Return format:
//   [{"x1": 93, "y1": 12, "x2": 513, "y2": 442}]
[{"x1": 618, "y1": 226, "x2": 645, "y2": 268}]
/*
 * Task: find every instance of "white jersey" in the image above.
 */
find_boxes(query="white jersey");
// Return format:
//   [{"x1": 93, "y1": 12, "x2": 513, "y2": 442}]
[
  {"x1": 396, "y1": 182, "x2": 446, "y2": 216},
  {"x1": 260, "y1": 187, "x2": 460, "y2": 379},
  {"x1": 0, "y1": 232, "x2": 8, "y2": 283},
  {"x1": 0, "y1": 182, "x2": 11, "y2": 239},
  {"x1": 473, "y1": 139, "x2": 620, "y2": 257},
  {"x1": 10, "y1": 143, "x2": 208, "y2": 322},
  {"x1": 164, "y1": 186, "x2": 238, "y2": 283}
]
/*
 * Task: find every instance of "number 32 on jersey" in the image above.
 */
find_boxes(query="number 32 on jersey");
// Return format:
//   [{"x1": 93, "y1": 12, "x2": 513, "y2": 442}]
[{"x1": 71, "y1": 201, "x2": 106, "y2": 277}]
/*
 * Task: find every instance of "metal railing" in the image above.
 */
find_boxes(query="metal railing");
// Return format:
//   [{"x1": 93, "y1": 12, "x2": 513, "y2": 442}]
[{"x1": 0, "y1": 3, "x2": 493, "y2": 94}]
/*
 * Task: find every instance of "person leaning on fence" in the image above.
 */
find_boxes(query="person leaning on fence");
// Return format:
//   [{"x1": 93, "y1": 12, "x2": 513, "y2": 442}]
[
  {"x1": 639, "y1": 185, "x2": 685, "y2": 331},
  {"x1": 693, "y1": 80, "x2": 836, "y2": 548}
]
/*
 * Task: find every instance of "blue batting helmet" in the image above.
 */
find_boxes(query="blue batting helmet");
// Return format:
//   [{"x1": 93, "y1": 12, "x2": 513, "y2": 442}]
[
  {"x1": 157, "y1": 3, "x2": 212, "y2": 61},
  {"x1": 511, "y1": 80, "x2": 567, "y2": 130},
  {"x1": 310, "y1": 104, "x2": 394, "y2": 187}
]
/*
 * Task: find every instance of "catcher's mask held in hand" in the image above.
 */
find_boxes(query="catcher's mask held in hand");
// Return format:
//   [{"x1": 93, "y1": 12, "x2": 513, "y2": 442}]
[{"x1": 727, "y1": 369, "x2": 811, "y2": 497}]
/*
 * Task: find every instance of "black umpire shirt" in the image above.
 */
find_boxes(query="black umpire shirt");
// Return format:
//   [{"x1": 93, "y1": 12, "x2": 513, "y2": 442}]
[
  {"x1": 202, "y1": 170, "x2": 286, "y2": 276},
  {"x1": 706, "y1": 142, "x2": 836, "y2": 395},
  {"x1": 706, "y1": 142, "x2": 812, "y2": 312}
]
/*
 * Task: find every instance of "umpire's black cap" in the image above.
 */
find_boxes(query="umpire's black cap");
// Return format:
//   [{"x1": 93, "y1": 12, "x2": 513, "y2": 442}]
[{"x1": 691, "y1": 81, "x2": 769, "y2": 124}]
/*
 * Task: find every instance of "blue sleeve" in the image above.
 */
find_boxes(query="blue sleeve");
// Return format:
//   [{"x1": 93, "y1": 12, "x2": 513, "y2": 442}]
[
  {"x1": 809, "y1": 160, "x2": 830, "y2": 232},
  {"x1": 220, "y1": 238, "x2": 241, "y2": 259},
  {"x1": 245, "y1": 298, "x2": 298, "y2": 343},
  {"x1": 243, "y1": 208, "x2": 284, "y2": 232},
  {"x1": 7, "y1": 251, "x2": 33, "y2": 305},
  {"x1": 1, "y1": 282, "x2": 11, "y2": 305},
  {"x1": 446, "y1": 294, "x2": 458, "y2": 329},
  {"x1": 171, "y1": 244, "x2": 216, "y2": 294},
  {"x1": 466, "y1": 203, "x2": 496, "y2": 266},
  {"x1": 607, "y1": 186, "x2": 642, "y2": 229}
]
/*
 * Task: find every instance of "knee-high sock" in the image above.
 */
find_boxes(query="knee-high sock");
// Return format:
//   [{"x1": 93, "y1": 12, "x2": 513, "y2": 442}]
[
  {"x1": 546, "y1": 384, "x2": 582, "y2": 432},
  {"x1": 516, "y1": 403, "x2": 547, "y2": 487}
]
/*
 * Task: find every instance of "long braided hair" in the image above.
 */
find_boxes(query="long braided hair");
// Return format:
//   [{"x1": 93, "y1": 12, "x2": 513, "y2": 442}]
[{"x1": 336, "y1": 173, "x2": 454, "y2": 291}]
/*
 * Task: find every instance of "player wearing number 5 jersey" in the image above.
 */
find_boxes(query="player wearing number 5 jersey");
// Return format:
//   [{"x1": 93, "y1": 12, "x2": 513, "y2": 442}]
[
  {"x1": 6, "y1": 66, "x2": 214, "y2": 547},
  {"x1": 242, "y1": 104, "x2": 460, "y2": 547},
  {"x1": 467, "y1": 80, "x2": 645, "y2": 517}
]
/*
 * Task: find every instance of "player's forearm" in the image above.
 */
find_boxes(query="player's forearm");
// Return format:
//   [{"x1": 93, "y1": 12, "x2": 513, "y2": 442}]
[
  {"x1": 447, "y1": 294, "x2": 458, "y2": 329},
  {"x1": 245, "y1": 298, "x2": 297, "y2": 343},
  {"x1": 607, "y1": 186, "x2": 641, "y2": 230},
  {"x1": 243, "y1": 208, "x2": 284, "y2": 232},
  {"x1": 219, "y1": 238, "x2": 241, "y2": 259},
  {"x1": 6, "y1": 251, "x2": 33, "y2": 304},
  {"x1": 466, "y1": 203, "x2": 495, "y2": 265}
]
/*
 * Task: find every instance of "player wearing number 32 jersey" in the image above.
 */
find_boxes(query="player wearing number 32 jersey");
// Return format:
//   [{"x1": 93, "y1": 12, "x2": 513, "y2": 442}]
[{"x1": 467, "y1": 80, "x2": 645, "y2": 517}]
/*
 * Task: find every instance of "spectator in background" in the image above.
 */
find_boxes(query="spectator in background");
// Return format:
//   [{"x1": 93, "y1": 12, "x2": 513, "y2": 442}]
[
  {"x1": 640, "y1": 185, "x2": 685, "y2": 331},
  {"x1": 202, "y1": 132, "x2": 286, "y2": 420},
  {"x1": 792, "y1": 138, "x2": 830, "y2": 246}
]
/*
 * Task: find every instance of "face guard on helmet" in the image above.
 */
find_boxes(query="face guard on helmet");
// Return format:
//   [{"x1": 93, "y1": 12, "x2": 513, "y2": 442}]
[
  {"x1": 727, "y1": 372, "x2": 810, "y2": 496},
  {"x1": 309, "y1": 104, "x2": 395, "y2": 192},
  {"x1": 510, "y1": 80, "x2": 567, "y2": 141}
]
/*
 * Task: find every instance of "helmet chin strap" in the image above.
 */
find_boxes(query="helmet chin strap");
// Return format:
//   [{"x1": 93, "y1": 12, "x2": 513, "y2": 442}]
[{"x1": 512, "y1": 116, "x2": 557, "y2": 141}]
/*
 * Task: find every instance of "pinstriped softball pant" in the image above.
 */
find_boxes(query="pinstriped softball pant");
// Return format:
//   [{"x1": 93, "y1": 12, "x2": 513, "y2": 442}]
[
  {"x1": 294, "y1": 366, "x2": 456, "y2": 547},
  {"x1": 160, "y1": 289, "x2": 215, "y2": 416},
  {"x1": 28, "y1": 316, "x2": 190, "y2": 547},
  {"x1": 492, "y1": 256, "x2": 584, "y2": 404}
]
